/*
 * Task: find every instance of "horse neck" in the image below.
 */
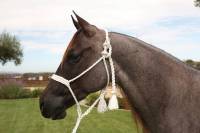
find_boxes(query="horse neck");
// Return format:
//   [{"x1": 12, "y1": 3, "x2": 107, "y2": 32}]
[{"x1": 110, "y1": 32, "x2": 199, "y2": 132}]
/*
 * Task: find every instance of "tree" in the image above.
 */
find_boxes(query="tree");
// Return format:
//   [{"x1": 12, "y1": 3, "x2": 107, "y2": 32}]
[
  {"x1": 196, "y1": 62, "x2": 200, "y2": 70},
  {"x1": 195, "y1": 0, "x2": 200, "y2": 7},
  {"x1": 185, "y1": 59, "x2": 200, "y2": 71},
  {"x1": 185, "y1": 59, "x2": 195, "y2": 67},
  {"x1": 0, "y1": 32, "x2": 23, "y2": 65}
]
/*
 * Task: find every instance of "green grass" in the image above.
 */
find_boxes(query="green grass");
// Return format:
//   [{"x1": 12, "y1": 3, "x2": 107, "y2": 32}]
[{"x1": 0, "y1": 98, "x2": 140, "y2": 133}]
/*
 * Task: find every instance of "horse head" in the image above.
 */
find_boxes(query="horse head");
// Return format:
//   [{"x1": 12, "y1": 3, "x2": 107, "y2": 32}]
[{"x1": 39, "y1": 12, "x2": 109, "y2": 120}]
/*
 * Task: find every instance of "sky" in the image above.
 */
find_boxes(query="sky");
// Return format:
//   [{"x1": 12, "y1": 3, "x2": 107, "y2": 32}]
[{"x1": 0, "y1": 0, "x2": 200, "y2": 73}]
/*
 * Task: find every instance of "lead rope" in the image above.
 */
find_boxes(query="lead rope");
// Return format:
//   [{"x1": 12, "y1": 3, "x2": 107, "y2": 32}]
[{"x1": 51, "y1": 29, "x2": 118, "y2": 133}]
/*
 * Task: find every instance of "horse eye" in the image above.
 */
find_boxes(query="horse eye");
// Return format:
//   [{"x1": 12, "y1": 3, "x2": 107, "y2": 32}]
[{"x1": 68, "y1": 53, "x2": 81, "y2": 64}]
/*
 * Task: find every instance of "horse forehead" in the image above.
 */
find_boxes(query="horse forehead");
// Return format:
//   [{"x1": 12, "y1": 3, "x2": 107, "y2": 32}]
[
  {"x1": 61, "y1": 33, "x2": 78, "y2": 62},
  {"x1": 67, "y1": 31, "x2": 80, "y2": 48},
  {"x1": 61, "y1": 31, "x2": 85, "y2": 63}
]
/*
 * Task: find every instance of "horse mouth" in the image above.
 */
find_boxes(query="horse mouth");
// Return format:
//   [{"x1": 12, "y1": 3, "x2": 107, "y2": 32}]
[
  {"x1": 40, "y1": 104, "x2": 67, "y2": 120},
  {"x1": 51, "y1": 111, "x2": 67, "y2": 120}
]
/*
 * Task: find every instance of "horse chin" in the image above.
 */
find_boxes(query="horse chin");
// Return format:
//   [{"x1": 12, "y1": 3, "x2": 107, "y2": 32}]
[{"x1": 51, "y1": 111, "x2": 67, "y2": 120}]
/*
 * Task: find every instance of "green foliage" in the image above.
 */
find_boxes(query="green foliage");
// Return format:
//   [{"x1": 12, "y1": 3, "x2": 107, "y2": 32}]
[
  {"x1": 0, "y1": 80, "x2": 43, "y2": 99},
  {"x1": 196, "y1": 62, "x2": 200, "y2": 70},
  {"x1": 195, "y1": 0, "x2": 200, "y2": 7},
  {"x1": 185, "y1": 59, "x2": 195, "y2": 66},
  {"x1": 85, "y1": 92, "x2": 99, "y2": 106},
  {"x1": 185, "y1": 59, "x2": 200, "y2": 70},
  {"x1": 0, "y1": 81, "x2": 29, "y2": 99},
  {"x1": 0, "y1": 31, "x2": 23, "y2": 65},
  {"x1": 31, "y1": 88, "x2": 43, "y2": 98}
]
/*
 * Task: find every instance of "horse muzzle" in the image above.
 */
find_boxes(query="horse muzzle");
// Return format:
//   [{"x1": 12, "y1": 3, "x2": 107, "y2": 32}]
[{"x1": 39, "y1": 94, "x2": 67, "y2": 120}]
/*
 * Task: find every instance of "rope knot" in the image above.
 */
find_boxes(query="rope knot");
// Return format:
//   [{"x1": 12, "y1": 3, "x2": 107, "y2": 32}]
[
  {"x1": 101, "y1": 50, "x2": 111, "y2": 58},
  {"x1": 102, "y1": 41, "x2": 111, "y2": 58}
]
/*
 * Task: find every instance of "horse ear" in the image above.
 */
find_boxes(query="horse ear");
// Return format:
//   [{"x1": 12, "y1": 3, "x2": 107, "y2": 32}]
[
  {"x1": 72, "y1": 11, "x2": 96, "y2": 37},
  {"x1": 71, "y1": 15, "x2": 80, "y2": 30}
]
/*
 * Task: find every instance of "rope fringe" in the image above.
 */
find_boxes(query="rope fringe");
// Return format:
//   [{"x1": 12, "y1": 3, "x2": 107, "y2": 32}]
[
  {"x1": 97, "y1": 92, "x2": 108, "y2": 113},
  {"x1": 108, "y1": 94, "x2": 119, "y2": 110}
]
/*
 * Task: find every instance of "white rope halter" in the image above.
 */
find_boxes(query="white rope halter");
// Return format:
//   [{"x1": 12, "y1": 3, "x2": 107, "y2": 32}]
[{"x1": 51, "y1": 29, "x2": 118, "y2": 133}]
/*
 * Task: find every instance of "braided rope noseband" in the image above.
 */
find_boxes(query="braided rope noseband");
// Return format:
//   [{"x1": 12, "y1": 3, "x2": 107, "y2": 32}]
[{"x1": 51, "y1": 30, "x2": 118, "y2": 133}]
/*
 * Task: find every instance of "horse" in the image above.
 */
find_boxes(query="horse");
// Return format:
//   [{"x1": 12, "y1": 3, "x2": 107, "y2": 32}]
[{"x1": 39, "y1": 12, "x2": 200, "y2": 133}]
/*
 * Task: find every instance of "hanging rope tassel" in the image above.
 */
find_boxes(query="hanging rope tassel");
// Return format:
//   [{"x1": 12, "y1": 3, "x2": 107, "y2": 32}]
[
  {"x1": 108, "y1": 92, "x2": 119, "y2": 110},
  {"x1": 108, "y1": 52, "x2": 119, "y2": 110},
  {"x1": 97, "y1": 92, "x2": 108, "y2": 113}
]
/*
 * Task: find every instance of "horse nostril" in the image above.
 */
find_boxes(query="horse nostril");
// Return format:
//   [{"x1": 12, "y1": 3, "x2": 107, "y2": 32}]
[
  {"x1": 39, "y1": 102, "x2": 51, "y2": 118},
  {"x1": 40, "y1": 102, "x2": 44, "y2": 112}
]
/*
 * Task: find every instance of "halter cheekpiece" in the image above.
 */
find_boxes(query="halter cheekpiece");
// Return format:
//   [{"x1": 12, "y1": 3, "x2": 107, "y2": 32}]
[{"x1": 51, "y1": 29, "x2": 118, "y2": 133}]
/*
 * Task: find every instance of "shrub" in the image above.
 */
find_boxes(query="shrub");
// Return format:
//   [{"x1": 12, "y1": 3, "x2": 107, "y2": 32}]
[
  {"x1": 85, "y1": 92, "x2": 100, "y2": 106},
  {"x1": 0, "y1": 80, "x2": 31, "y2": 99},
  {"x1": 31, "y1": 88, "x2": 43, "y2": 98},
  {"x1": 17, "y1": 89, "x2": 31, "y2": 99}
]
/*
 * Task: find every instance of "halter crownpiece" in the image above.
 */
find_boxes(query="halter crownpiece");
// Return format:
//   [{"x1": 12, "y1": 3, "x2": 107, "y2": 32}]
[{"x1": 51, "y1": 29, "x2": 118, "y2": 133}]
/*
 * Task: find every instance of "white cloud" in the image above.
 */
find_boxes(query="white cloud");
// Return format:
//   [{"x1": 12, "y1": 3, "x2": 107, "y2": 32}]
[
  {"x1": 0, "y1": 0, "x2": 199, "y2": 30},
  {"x1": 158, "y1": 43, "x2": 200, "y2": 60},
  {"x1": 0, "y1": 0, "x2": 200, "y2": 72},
  {"x1": 136, "y1": 24, "x2": 200, "y2": 60},
  {"x1": 21, "y1": 41, "x2": 66, "y2": 54}
]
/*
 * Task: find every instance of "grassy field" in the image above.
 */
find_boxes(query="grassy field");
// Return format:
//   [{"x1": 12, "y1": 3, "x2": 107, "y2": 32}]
[{"x1": 0, "y1": 98, "x2": 141, "y2": 133}]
